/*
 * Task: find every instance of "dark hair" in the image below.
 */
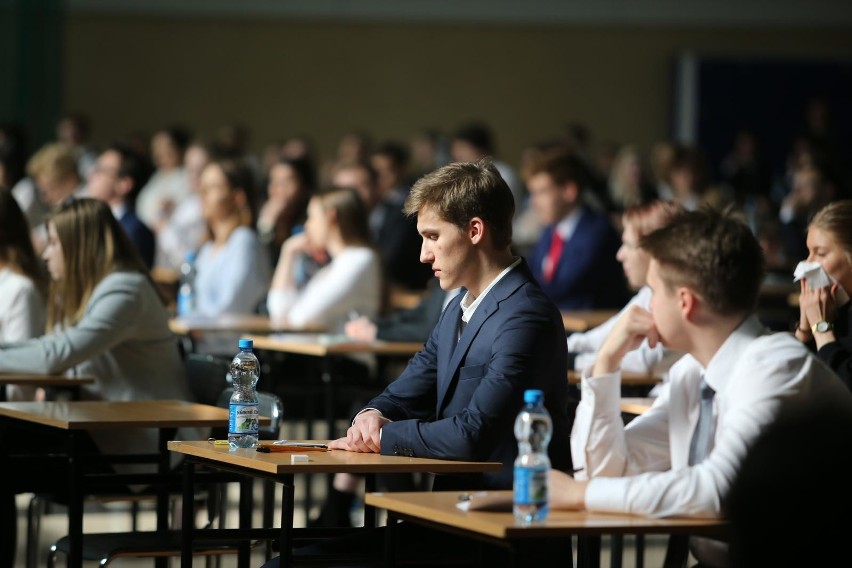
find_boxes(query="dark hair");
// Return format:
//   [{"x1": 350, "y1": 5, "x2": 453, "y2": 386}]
[
  {"x1": 452, "y1": 121, "x2": 494, "y2": 155},
  {"x1": 0, "y1": 189, "x2": 48, "y2": 296},
  {"x1": 277, "y1": 156, "x2": 317, "y2": 194},
  {"x1": 640, "y1": 206, "x2": 765, "y2": 315},
  {"x1": 316, "y1": 186, "x2": 372, "y2": 246},
  {"x1": 403, "y1": 158, "x2": 514, "y2": 249},
  {"x1": 526, "y1": 148, "x2": 592, "y2": 193},
  {"x1": 209, "y1": 158, "x2": 259, "y2": 226},
  {"x1": 106, "y1": 143, "x2": 154, "y2": 204},
  {"x1": 373, "y1": 140, "x2": 410, "y2": 170}
]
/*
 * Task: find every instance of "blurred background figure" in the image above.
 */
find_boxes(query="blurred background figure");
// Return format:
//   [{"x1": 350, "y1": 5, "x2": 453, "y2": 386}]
[
  {"x1": 55, "y1": 112, "x2": 98, "y2": 182},
  {"x1": 0, "y1": 123, "x2": 27, "y2": 191},
  {"x1": 0, "y1": 189, "x2": 48, "y2": 400},
  {"x1": 408, "y1": 128, "x2": 449, "y2": 183},
  {"x1": 779, "y1": 162, "x2": 836, "y2": 263},
  {"x1": 320, "y1": 130, "x2": 373, "y2": 188},
  {"x1": 606, "y1": 144, "x2": 657, "y2": 224},
  {"x1": 136, "y1": 125, "x2": 192, "y2": 232},
  {"x1": 86, "y1": 143, "x2": 156, "y2": 268},
  {"x1": 155, "y1": 140, "x2": 211, "y2": 271},
  {"x1": 256, "y1": 156, "x2": 316, "y2": 266},
  {"x1": 658, "y1": 143, "x2": 708, "y2": 211}
]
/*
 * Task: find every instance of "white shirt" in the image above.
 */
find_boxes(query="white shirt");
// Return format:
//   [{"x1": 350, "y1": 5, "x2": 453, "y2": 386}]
[
  {"x1": 267, "y1": 246, "x2": 382, "y2": 331},
  {"x1": 136, "y1": 167, "x2": 191, "y2": 228},
  {"x1": 155, "y1": 193, "x2": 206, "y2": 270},
  {"x1": 572, "y1": 315, "x2": 852, "y2": 566},
  {"x1": 0, "y1": 267, "x2": 45, "y2": 345},
  {"x1": 566, "y1": 286, "x2": 684, "y2": 377},
  {"x1": 459, "y1": 257, "x2": 522, "y2": 325}
]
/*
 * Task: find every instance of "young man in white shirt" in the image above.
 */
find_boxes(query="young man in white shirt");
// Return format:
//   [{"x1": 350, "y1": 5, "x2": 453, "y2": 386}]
[{"x1": 551, "y1": 207, "x2": 852, "y2": 567}]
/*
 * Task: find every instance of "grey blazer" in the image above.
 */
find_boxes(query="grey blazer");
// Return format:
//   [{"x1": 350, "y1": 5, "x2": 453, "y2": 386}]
[{"x1": 0, "y1": 271, "x2": 204, "y2": 471}]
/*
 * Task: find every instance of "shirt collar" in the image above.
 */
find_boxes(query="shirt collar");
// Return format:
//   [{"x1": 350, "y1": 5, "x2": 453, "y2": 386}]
[
  {"x1": 555, "y1": 207, "x2": 583, "y2": 241},
  {"x1": 460, "y1": 257, "x2": 522, "y2": 323},
  {"x1": 702, "y1": 314, "x2": 766, "y2": 393}
]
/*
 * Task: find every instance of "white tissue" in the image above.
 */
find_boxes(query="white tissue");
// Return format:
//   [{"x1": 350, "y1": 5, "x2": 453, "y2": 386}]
[{"x1": 793, "y1": 261, "x2": 835, "y2": 289}]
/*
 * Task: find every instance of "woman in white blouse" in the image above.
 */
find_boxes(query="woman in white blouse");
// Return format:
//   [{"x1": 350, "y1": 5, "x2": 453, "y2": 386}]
[
  {"x1": 0, "y1": 189, "x2": 48, "y2": 400},
  {"x1": 267, "y1": 186, "x2": 383, "y2": 331},
  {"x1": 567, "y1": 199, "x2": 685, "y2": 375}
]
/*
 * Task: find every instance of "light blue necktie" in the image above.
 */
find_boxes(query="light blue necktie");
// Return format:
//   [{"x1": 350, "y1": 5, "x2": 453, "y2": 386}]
[{"x1": 688, "y1": 377, "x2": 716, "y2": 466}]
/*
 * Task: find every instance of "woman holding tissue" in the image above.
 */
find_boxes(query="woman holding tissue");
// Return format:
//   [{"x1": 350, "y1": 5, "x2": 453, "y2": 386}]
[{"x1": 794, "y1": 199, "x2": 852, "y2": 388}]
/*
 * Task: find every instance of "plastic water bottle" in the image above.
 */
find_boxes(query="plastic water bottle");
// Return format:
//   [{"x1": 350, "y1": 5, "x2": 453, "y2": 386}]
[
  {"x1": 228, "y1": 338, "x2": 260, "y2": 448},
  {"x1": 177, "y1": 251, "x2": 197, "y2": 317},
  {"x1": 513, "y1": 389, "x2": 552, "y2": 525}
]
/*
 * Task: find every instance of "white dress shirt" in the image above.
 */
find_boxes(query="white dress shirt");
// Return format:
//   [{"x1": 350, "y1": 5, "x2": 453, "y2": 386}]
[{"x1": 572, "y1": 314, "x2": 852, "y2": 566}]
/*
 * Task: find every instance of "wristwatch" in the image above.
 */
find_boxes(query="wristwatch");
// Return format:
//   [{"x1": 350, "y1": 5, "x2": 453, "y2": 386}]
[{"x1": 812, "y1": 320, "x2": 834, "y2": 334}]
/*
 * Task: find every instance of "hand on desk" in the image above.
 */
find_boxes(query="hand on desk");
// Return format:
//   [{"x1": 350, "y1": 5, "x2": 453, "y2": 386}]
[
  {"x1": 327, "y1": 409, "x2": 390, "y2": 453},
  {"x1": 344, "y1": 316, "x2": 378, "y2": 342},
  {"x1": 548, "y1": 469, "x2": 588, "y2": 510},
  {"x1": 593, "y1": 305, "x2": 660, "y2": 376}
]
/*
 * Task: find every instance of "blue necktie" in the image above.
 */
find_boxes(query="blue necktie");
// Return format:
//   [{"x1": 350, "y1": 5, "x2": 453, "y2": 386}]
[{"x1": 688, "y1": 377, "x2": 716, "y2": 466}]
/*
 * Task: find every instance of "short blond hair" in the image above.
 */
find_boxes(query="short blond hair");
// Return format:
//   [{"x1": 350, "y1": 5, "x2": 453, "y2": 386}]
[{"x1": 26, "y1": 143, "x2": 79, "y2": 183}]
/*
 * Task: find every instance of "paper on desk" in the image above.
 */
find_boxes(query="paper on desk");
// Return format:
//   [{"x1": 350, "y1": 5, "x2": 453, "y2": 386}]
[{"x1": 455, "y1": 491, "x2": 513, "y2": 512}]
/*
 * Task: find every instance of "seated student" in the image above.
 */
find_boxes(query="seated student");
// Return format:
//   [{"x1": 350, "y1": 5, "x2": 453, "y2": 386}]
[
  {"x1": 526, "y1": 148, "x2": 630, "y2": 310},
  {"x1": 262, "y1": 159, "x2": 573, "y2": 566},
  {"x1": 195, "y1": 157, "x2": 270, "y2": 317},
  {"x1": 267, "y1": 187, "x2": 383, "y2": 331},
  {"x1": 0, "y1": 189, "x2": 48, "y2": 400},
  {"x1": 567, "y1": 199, "x2": 686, "y2": 376},
  {"x1": 86, "y1": 143, "x2": 157, "y2": 268},
  {"x1": 793, "y1": 199, "x2": 852, "y2": 390},
  {"x1": 0, "y1": 198, "x2": 203, "y2": 568},
  {"x1": 256, "y1": 156, "x2": 315, "y2": 267},
  {"x1": 550, "y1": 207, "x2": 852, "y2": 567}
]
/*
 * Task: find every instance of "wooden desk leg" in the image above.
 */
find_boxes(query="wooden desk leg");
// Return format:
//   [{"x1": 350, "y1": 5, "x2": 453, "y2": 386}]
[
  {"x1": 279, "y1": 474, "x2": 295, "y2": 568},
  {"x1": 385, "y1": 512, "x2": 397, "y2": 568},
  {"x1": 635, "y1": 534, "x2": 645, "y2": 568},
  {"x1": 155, "y1": 430, "x2": 171, "y2": 568},
  {"x1": 67, "y1": 432, "x2": 83, "y2": 568},
  {"x1": 610, "y1": 533, "x2": 623, "y2": 568},
  {"x1": 181, "y1": 460, "x2": 196, "y2": 568}
]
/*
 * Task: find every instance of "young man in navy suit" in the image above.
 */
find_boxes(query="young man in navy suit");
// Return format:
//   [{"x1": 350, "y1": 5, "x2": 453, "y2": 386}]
[
  {"x1": 527, "y1": 149, "x2": 630, "y2": 310},
  {"x1": 86, "y1": 144, "x2": 156, "y2": 268},
  {"x1": 329, "y1": 158, "x2": 572, "y2": 489},
  {"x1": 265, "y1": 158, "x2": 574, "y2": 567}
]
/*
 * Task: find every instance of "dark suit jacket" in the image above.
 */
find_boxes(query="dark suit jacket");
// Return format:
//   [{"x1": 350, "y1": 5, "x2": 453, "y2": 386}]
[
  {"x1": 119, "y1": 209, "x2": 156, "y2": 269},
  {"x1": 530, "y1": 206, "x2": 629, "y2": 310},
  {"x1": 364, "y1": 259, "x2": 572, "y2": 489}
]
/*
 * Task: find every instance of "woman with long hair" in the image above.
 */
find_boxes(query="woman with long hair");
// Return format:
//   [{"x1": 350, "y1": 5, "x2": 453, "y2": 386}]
[
  {"x1": 0, "y1": 189, "x2": 48, "y2": 399},
  {"x1": 267, "y1": 186, "x2": 383, "y2": 330},
  {"x1": 0, "y1": 198, "x2": 201, "y2": 567},
  {"x1": 794, "y1": 198, "x2": 852, "y2": 389}
]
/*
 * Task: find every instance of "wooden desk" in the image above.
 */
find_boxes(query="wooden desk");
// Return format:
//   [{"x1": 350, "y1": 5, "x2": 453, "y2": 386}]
[
  {"x1": 0, "y1": 373, "x2": 95, "y2": 402},
  {"x1": 0, "y1": 400, "x2": 235, "y2": 568},
  {"x1": 169, "y1": 314, "x2": 306, "y2": 336},
  {"x1": 562, "y1": 310, "x2": 619, "y2": 332},
  {"x1": 568, "y1": 370, "x2": 662, "y2": 387},
  {"x1": 366, "y1": 491, "x2": 727, "y2": 568},
  {"x1": 620, "y1": 397, "x2": 655, "y2": 416},
  {"x1": 169, "y1": 440, "x2": 502, "y2": 568},
  {"x1": 247, "y1": 333, "x2": 424, "y2": 358}
]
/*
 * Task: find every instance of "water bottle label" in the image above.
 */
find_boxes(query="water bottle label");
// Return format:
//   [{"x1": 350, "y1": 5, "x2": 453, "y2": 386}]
[
  {"x1": 229, "y1": 403, "x2": 259, "y2": 434},
  {"x1": 177, "y1": 291, "x2": 194, "y2": 316},
  {"x1": 514, "y1": 466, "x2": 548, "y2": 505}
]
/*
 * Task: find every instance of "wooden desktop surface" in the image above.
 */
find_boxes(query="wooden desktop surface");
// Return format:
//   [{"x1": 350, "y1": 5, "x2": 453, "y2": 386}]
[
  {"x1": 246, "y1": 333, "x2": 424, "y2": 357},
  {"x1": 0, "y1": 399, "x2": 242, "y2": 430},
  {"x1": 169, "y1": 440, "x2": 501, "y2": 475},
  {"x1": 0, "y1": 373, "x2": 95, "y2": 388},
  {"x1": 620, "y1": 397, "x2": 655, "y2": 416},
  {"x1": 562, "y1": 310, "x2": 618, "y2": 332},
  {"x1": 568, "y1": 370, "x2": 662, "y2": 386},
  {"x1": 366, "y1": 491, "x2": 727, "y2": 540},
  {"x1": 168, "y1": 314, "x2": 315, "y2": 335}
]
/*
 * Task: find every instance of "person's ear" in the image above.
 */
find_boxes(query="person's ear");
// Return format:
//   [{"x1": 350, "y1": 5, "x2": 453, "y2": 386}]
[
  {"x1": 469, "y1": 217, "x2": 485, "y2": 245},
  {"x1": 678, "y1": 287, "x2": 697, "y2": 320}
]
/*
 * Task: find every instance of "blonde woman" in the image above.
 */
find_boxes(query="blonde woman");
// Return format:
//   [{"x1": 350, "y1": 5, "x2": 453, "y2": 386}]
[{"x1": 0, "y1": 198, "x2": 201, "y2": 567}]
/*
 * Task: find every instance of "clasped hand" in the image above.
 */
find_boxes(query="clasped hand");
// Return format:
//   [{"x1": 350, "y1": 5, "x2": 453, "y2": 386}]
[
  {"x1": 593, "y1": 305, "x2": 660, "y2": 376},
  {"x1": 327, "y1": 409, "x2": 390, "y2": 453}
]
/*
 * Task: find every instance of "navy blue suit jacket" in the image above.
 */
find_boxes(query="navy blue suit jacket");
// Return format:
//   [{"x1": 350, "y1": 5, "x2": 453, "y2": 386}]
[
  {"x1": 530, "y1": 207, "x2": 629, "y2": 310},
  {"x1": 365, "y1": 259, "x2": 572, "y2": 490},
  {"x1": 119, "y1": 209, "x2": 156, "y2": 269}
]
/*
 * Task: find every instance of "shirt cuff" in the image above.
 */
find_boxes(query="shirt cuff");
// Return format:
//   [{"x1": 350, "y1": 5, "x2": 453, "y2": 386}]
[{"x1": 354, "y1": 408, "x2": 387, "y2": 440}]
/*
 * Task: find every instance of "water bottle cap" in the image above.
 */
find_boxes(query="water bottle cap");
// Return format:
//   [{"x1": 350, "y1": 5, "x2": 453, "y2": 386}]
[
  {"x1": 185, "y1": 250, "x2": 196, "y2": 263},
  {"x1": 238, "y1": 338, "x2": 253, "y2": 349},
  {"x1": 523, "y1": 389, "x2": 544, "y2": 404}
]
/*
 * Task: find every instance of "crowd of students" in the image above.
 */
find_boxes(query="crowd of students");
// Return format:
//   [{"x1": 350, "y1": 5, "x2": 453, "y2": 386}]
[{"x1": 1, "y1": 111, "x2": 851, "y2": 567}]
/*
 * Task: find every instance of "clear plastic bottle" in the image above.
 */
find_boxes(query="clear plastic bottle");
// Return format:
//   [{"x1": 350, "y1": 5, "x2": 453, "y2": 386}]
[
  {"x1": 228, "y1": 338, "x2": 260, "y2": 448},
  {"x1": 513, "y1": 389, "x2": 552, "y2": 525},
  {"x1": 177, "y1": 251, "x2": 197, "y2": 317}
]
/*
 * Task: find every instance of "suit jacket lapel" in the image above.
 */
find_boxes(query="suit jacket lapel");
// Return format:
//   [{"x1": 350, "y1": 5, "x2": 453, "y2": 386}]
[{"x1": 435, "y1": 261, "x2": 531, "y2": 415}]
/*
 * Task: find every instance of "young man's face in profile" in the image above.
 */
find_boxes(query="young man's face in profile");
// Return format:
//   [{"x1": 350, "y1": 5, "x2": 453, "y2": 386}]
[
  {"x1": 646, "y1": 259, "x2": 681, "y2": 350},
  {"x1": 416, "y1": 205, "x2": 474, "y2": 292}
]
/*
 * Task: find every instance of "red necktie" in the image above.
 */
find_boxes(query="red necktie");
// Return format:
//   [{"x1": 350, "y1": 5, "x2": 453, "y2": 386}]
[{"x1": 543, "y1": 230, "x2": 564, "y2": 283}]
